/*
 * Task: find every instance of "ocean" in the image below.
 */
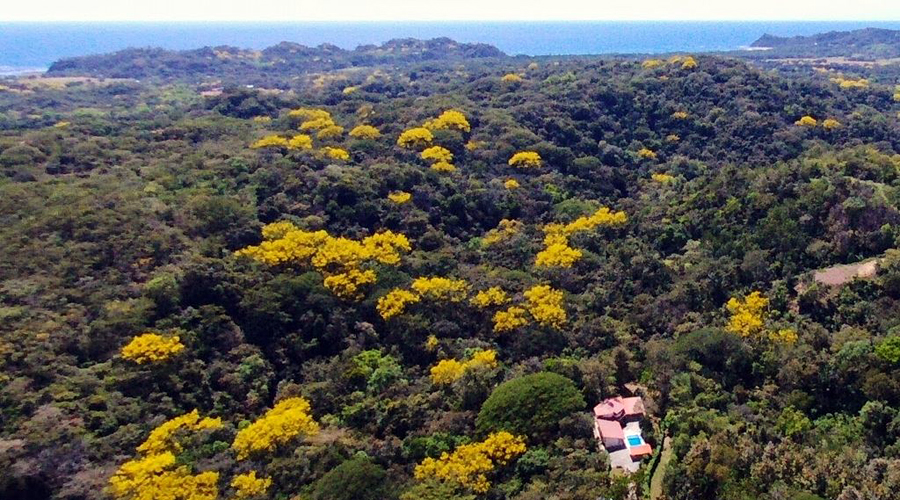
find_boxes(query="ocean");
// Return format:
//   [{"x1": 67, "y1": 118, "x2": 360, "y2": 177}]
[{"x1": 3, "y1": 21, "x2": 900, "y2": 74}]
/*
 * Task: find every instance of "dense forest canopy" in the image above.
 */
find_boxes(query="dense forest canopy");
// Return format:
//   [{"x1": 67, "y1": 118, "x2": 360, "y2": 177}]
[{"x1": 3, "y1": 30, "x2": 900, "y2": 500}]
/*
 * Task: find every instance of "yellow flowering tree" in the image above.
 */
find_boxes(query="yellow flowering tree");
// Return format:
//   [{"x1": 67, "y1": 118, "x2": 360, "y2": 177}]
[
  {"x1": 316, "y1": 125, "x2": 344, "y2": 140},
  {"x1": 413, "y1": 431, "x2": 526, "y2": 493},
  {"x1": 363, "y1": 231, "x2": 412, "y2": 265},
  {"x1": 467, "y1": 349, "x2": 498, "y2": 370},
  {"x1": 431, "y1": 161, "x2": 456, "y2": 173},
  {"x1": 795, "y1": 116, "x2": 817, "y2": 127},
  {"x1": 652, "y1": 173, "x2": 676, "y2": 183},
  {"x1": 725, "y1": 291, "x2": 768, "y2": 338},
  {"x1": 397, "y1": 127, "x2": 434, "y2": 149},
  {"x1": 376, "y1": 289, "x2": 421, "y2": 320},
  {"x1": 424, "y1": 109, "x2": 471, "y2": 133},
  {"x1": 250, "y1": 135, "x2": 289, "y2": 149},
  {"x1": 430, "y1": 349, "x2": 499, "y2": 385},
  {"x1": 501, "y1": 73, "x2": 523, "y2": 83},
  {"x1": 292, "y1": 108, "x2": 338, "y2": 133},
  {"x1": 322, "y1": 269, "x2": 377, "y2": 300},
  {"x1": 493, "y1": 306, "x2": 530, "y2": 333},
  {"x1": 420, "y1": 146, "x2": 457, "y2": 173},
  {"x1": 553, "y1": 207, "x2": 627, "y2": 235},
  {"x1": 471, "y1": 287, "x2": 510, "y2": 308},
  {"x1": 349, "y1": 124, "x2": 381, "y2": 139},
  {"x1": 830, "y1": 76, "x2": 869, "y2": 89},
  {"x1": 535, "y1": 243, "x2": 582, "y2": 268},
  {"x1": 236, "y1": 221, "x2": 411, "y2": 300},
  {"x1": 637, "y1": 148, "x2": 657, "y2": 160},
  {"x1": 681, "y1": 56, "x2": 698, "y2": 69},
  {"x1": 536, "y1": 207, "x2": 627, "y2": 268},
  {"x1": 376, "y1": 277, "x2": 469, "y2": 320},
  {"x1": 430, "y1": 358, "x2": 467, "y2": 384},
  {"x1": 137, "y1": 410, "x2": 222, "y2": 455},
  {"x1": 320, "y1": 146, "x2": 350, "y2": 161},
  {"x1": 411, "y1": 277, "x2": 469, "y2": 302},
  {"x1": 388, "y1": 191, "x2": 412, "y2": 204},
  {"x1": 109, "y1": 452, "x2": 219, "y2": 500},
  {"x1": 725, "y1": 291, "x2": 797, "y2": 344},
  {"x1": 108, "y1": 411, "x2": 223, "y2": 500},
  {"x1": 822, "y1": 118, "x2": 842, "y2": 130},
  {"x1": 288, "y1": 108, "x2": 330, "y2": 121},
  {"x1": 231, "y1": 471, "x2": 272, "y2": 499},
  {"x1": 770, "y1": 328, "x2": 799, "y2": 344},
  {"x1": 483, "y1": 219, "x2": 523, "y2": 246},
  {"x1": 287, "y1": 134, "x2": 313, "y2": 150},
  {"x1": 504, "y1": 179, "x2": 520, "y2": 190},
  {"x1": 232, "y1": 397, "x2": 320, "y2": 460},
  {"x1": 508, "y1": 151, "x2": 541, "y2": 168},
  {"x1": 524, "y1": 285, "x2": 566, "y2": 328},
  {"x1": 421, "y1": 146, "x2": 454, "y2": 163},
  {"x1": 121, "y1": 333, "x2": 185, "y2": 364},
  {"x1": 299, "y1": 117, "x2": 337, "y2": 132}
]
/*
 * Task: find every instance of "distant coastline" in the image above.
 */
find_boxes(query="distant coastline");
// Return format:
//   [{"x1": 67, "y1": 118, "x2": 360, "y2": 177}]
[
  {"x1": 3, "y1": 20, "x2": 900, "y2": 71},
  {"x1": 0, "y1": 66, "x2": 48, "y2": 76}
]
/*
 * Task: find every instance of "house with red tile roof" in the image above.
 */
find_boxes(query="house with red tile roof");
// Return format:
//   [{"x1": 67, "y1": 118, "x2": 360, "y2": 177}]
[{"x1": 593, "y1": 395, "x2": 652, "y2": 471}]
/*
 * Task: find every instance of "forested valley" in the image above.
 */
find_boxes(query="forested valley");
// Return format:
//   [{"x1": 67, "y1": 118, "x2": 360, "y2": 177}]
[{"x1": 3, "y1": 36, "x2": 900, "y2": 500}]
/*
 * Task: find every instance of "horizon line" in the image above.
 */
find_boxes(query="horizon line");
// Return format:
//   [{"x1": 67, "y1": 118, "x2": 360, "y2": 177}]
[{"x1": 4, "y1": 19, "x2": 900, "y2": 23}]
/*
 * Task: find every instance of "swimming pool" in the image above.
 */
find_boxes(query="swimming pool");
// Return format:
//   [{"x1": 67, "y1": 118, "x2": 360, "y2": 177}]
[{"x1": 626, "y1": 435, "x2": 643, "y2": 447}]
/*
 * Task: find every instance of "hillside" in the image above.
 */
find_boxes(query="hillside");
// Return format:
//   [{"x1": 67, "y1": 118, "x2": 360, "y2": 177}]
[
  {"x1": 46, "y1": 37, "x2": 506, "y2": 83},
  {"x1": 2, "y1": 37, "x2": 900, "y2": 500},
  {"x1": 749, "y1": 27, "x2": 900, "y2": 59}
]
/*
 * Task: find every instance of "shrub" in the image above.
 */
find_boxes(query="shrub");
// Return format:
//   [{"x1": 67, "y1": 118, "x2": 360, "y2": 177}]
[{"x1": 311, "y1": 456, "x2": 393, "y2": 500}]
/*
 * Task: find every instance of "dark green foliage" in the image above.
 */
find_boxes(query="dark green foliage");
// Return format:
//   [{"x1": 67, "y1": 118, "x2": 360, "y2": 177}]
[
  {"x1": 476, "y1": 372, "x2": 585, "y2": 438},
  {"x1": 670, "y1": 328, "x2": 753, "y2": 389},
  {"x1": 0, "y1": 144, "x2": 45, "y2": 167},
  {"x1": 311, "y1": 456, "x2": 394, "y2": 500},
  {"x1": 400, "y1": 479, "x2": 476, "y2": 500}
]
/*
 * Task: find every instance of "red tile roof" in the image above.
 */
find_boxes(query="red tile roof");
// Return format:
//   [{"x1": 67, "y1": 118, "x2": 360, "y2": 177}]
[
  {"x1": 595, "y1": 396, "x2": 646, "y2": 420},
  {"x1": 596, "y1": 419, "x2": 625, "y2": 440},
  {"x1": 622, "y1": 397, "x2": 645, "y2": 417},
  {"x1": 629, "y1": 444, "x2": 652, "y2": 458},
  {"x1": 593, "y1": 398, "x2": 625, "y2": 420}
]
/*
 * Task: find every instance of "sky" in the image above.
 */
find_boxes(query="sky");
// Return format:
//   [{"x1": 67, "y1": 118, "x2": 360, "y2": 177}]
[{"x1": 3, "y1": 0, "x2": 900, "y2": 22}]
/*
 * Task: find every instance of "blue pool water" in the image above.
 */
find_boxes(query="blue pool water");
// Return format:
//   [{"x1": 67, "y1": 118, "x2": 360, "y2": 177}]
[{"x1": 627, "y1": 435, "x2": 643, "y2": 446}]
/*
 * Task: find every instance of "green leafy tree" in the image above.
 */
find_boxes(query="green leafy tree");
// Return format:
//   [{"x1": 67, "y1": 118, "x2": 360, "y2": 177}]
[
  {"x1": 476, "y1": 372, "x2": 585, "y2": 439},
  {"x1": 876, "y1": 336, "x2": 900, "y2": 364},
  {"x1": 312, "y1": 456, "x2": 394, "y2": 500}
]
